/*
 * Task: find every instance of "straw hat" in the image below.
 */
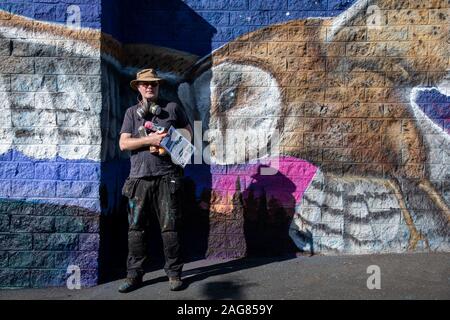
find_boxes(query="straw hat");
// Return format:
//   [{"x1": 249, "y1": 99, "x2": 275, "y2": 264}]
[{"x1": 130, "y1": 68, "x2": 163, "y2": 91}]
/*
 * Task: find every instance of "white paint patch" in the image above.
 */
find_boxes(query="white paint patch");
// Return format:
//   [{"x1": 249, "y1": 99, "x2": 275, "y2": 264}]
[
  {"x1": 328, "y1": 0, "x2": 370, "y2": 42},
  {"x1": 0, "y1": 14, "x2": 102, "y2": 161},
  {"x1": 437, "y1": 71, "x2": 450, "y2": 96}
]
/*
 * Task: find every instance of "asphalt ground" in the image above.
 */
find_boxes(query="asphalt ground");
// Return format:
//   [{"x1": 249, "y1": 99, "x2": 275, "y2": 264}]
[{"x1": 0, "y1": 252, "x2": 448, "y2": 300}]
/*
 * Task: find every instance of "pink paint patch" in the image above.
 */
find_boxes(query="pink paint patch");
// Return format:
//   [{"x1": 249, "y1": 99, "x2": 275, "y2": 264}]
[{"x1": 211, "y1": 156, "x2": 318, "y2": 204}]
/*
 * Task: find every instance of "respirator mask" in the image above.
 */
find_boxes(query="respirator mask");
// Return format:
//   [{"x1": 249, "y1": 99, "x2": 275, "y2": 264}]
[{"x1": 136, "y1": 98, "x2": 161, "y2": 118}]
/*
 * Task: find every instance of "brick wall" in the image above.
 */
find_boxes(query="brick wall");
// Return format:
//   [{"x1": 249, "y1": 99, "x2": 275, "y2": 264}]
[
  {"x1": 0, "y1": 0, "x2": 449, "y2": 288},
  {"x1": 0, "y1": 0, "x2": 102, "y2": 287}
]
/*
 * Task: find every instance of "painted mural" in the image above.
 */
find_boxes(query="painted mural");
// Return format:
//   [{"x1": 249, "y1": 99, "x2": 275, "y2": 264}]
[{"x1": 0, "y1": 0, "x2": 449, "y2": 288}]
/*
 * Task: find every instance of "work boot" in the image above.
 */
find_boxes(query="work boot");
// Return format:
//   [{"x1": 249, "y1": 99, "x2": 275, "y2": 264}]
[
  {"x1": 118, "y1": 276, "x2": 143, "y2": 293},
  {"x1": 169, "y1": 276, "x2": 183, "y2": 291}
]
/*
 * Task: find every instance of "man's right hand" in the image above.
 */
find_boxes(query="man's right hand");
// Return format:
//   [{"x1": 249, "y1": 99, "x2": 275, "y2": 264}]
[
  {"x1": 145, "y1": 132, "x2": 168, "y2": 147},
  {"x1": 119, "y1": 132, "x2": 168, "y2": 152}
]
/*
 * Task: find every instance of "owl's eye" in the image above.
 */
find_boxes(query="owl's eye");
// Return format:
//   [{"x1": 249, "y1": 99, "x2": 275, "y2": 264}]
[{"x1": 218, "y1": 86, "x2": 238, "y2": 113}]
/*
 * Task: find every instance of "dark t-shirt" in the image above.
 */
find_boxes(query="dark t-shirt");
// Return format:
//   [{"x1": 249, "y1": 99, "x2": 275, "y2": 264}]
[{"x1": 119, "y1": 99, "x2": 189, "y2": 178}]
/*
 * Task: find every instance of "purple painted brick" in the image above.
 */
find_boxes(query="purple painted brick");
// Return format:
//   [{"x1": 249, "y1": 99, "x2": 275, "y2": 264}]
[
  {"x1": 34, "y1": 163, "x2": 65, "y2": 180},
  {"x1": 0, "y1": 162, "x2": 34, "y2": 179},
  {"x1": 0, "y1": 150, "x2": 12, "y2": 161},
  {"x1": 0, "y1": 180, "x2": 10, "y2": 197},
  {"x1": 65, "y1": 163, "x2": 80, "y2": 180},
  {"x1": 54, "y1": 251, "x2": 98, "y2": 269},
  {"x1": 79, "y1": 163, "x2": 101, "y2": 181},
  {"x1": 56, "y1": 181, "x2": 100, "y2": 198},
  {"x1": 225, "y1": 249, "x2": 246, "y2": 259},
  {"x1": 30, "y1": 269, "x2": 66, "y2": 288},
  {"x1": 11, "y1": 180, "x2": 56, "y2": 198},
  {"x1": 79, "y1": 233, "x2": 99, "y2": 251},
  {"x1": 209, "y1": 219, "x2": 226, "y2": 234},
  {"x1": 226, "y1": 220, "x2": 244, "y2": 235}
]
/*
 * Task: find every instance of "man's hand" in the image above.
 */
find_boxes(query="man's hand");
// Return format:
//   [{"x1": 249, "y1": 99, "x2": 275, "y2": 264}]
[
  {"x1": 119, "y1": 132, "x2": 167, "y2": 151},
  {"x1": 145, "y1": 132, "x2": 167, "y2": 147}
]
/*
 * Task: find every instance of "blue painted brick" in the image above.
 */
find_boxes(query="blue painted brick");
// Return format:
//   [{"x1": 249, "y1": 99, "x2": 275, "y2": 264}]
[
  {"x1": 56, "y1": 181, "x2": 100, "y2": 198},
  {"x1": 9, "y1": 3, "x2": 34, "y2": 17},
  {"x1": 197, "y1": 11, "x2": 230, "y2": 26},
  {"x1": 79, "y1": 163, "x2": 100, "y2": 181},
  {"x1": 249, "y1": 0, "x2": 288, "y2": 10},
  {"x1": 11, "y1": 180, "x2": 56, "y2": 198},
  {"x1": 229, "y1": 11, "x2": 268, "y2": 26},
  {"x1": 227, "y1": 0, "x2": 248, "y2": 10},
  {"x1": 33, "y1": 3, "x2": 57, "y2": 20},
  {"x1": 34, "y1": 162, "x2": 66, "y2": 180},
  {"x1": 183, "y1": 0, "x2": 230, "y2": 10},
  {"x1": 213, "y1": 26, "x2": 250, "y2": 42},
  {"x1": 66, "y1": 163, "x2": 80, "y2": 180},
  {"x1": 327, "y1": 0, "x2": 355, "y2": 11},
  {"x1": 0, "y1": 150, "x2": 12, "y2": 161},
  {"x1": 12, "y1": 150, "x2": 44, "y2": 162},
  {"x1": 0, "y1": 162, "x2": 34, "y2": 179},
  {"x1": 0, "y1": 180, "x2": 10, "y2": 197},
  {"x1": 288, "y1": 0, "x2": 328, "y2": 11}
]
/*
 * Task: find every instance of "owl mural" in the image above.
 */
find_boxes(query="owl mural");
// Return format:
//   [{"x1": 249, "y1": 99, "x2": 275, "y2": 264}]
[{"x1": 0, "y1": 0, "x2": 449, "y2": 278}]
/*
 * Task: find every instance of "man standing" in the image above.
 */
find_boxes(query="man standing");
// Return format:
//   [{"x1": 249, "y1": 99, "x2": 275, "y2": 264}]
[{"x1": 118, "y1": 68, "x2": 192, "y2": 293}]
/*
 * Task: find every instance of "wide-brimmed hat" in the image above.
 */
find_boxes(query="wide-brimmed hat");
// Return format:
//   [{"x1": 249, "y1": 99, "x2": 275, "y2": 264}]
[{"x1": 130, "y1": 68, "x2": 163, "y2": 91}]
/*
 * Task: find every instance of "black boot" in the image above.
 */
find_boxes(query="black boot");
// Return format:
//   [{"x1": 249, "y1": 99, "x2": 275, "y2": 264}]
[
  {"x1": 169, "y1": 276, "x2": 183, "y2": 291},
  {"x1": 118, "y1": 277, "x2": 143, "y2": 293}
]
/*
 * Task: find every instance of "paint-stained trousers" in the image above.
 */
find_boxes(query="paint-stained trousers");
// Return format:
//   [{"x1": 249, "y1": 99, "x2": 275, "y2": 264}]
[{"x1": 122, "y1": 172, "x2": 184, "y2": 279}]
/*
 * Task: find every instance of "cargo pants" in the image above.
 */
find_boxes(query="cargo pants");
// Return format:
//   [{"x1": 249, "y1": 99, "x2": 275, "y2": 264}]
[{"x1": 122, "y1": 172, "x2": 184, "y2": 279}]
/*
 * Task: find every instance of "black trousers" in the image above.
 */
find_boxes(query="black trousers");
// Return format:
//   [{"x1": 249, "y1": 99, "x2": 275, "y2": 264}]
[{"x1": 122, "y1": 172, "x2": 184, "y2": 279}]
